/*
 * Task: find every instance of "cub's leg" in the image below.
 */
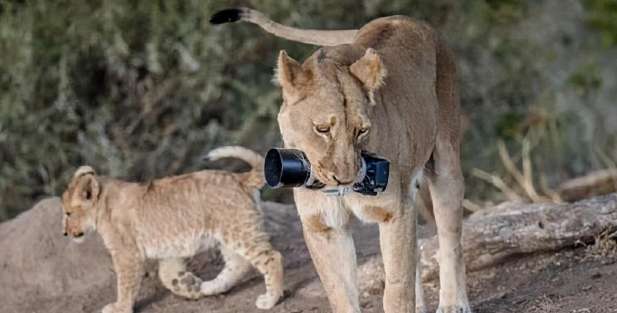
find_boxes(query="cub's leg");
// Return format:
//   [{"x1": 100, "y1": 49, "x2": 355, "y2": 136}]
[
  {"x1": 377, "y1": 178, "x2": 417, "y2": 313},
  {"x1": 200, "y1": 245, "x2": 252, "y2": 295},
  {"x1": 158, "y1": 258, "x2": 203, "y2": 300},
  {"x1": 428, "y1": 139, "x2": 471, "y2": 313},
  {"x1": 102, "y1": 246, "x2": 144, "y2": 313},
  {"x1": 296, "y1": 190, "x2": 360, "y2": 313},
  {"x1": 219, "y1": 225, "x2": 283, "y2": 310}
]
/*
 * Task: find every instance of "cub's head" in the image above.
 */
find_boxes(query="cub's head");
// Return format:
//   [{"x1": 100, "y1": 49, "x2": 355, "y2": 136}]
[
  {"x1": 61, "y1": 166, "x2": 101, "y2": 243},
  {"x1": 275, "y1": 47, "x2": 387, "y2": 186}
]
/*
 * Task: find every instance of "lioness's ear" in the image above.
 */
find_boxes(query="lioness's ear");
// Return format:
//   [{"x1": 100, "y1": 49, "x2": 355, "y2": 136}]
[
  {"x1": 350, "y1": 48, "x2": 387, "y2": 93},
  {"x1": 275, "y1": 50, "x2": 311, "y2": 99}
]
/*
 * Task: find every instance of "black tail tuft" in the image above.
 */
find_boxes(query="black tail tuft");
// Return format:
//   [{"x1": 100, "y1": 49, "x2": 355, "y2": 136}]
[{"x1": 210, "y1": 8, "x2": 242, "y2": 25}]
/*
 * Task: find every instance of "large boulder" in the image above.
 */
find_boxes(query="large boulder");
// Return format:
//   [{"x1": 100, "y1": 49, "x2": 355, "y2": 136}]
[{"x1": 0, "y1": 198, "x2": 112, "y2": 308}]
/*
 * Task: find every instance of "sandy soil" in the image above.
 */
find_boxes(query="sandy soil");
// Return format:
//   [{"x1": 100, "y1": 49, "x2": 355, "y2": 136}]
[{"x1": 1, "y1": 197, "x2": 615, "y2": 313}]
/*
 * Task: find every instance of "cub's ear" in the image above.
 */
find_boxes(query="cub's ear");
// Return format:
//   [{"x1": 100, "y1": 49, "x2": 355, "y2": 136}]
[
  {"x1": 275, "y1": 50, "x2": 312, "y2": 100},
  {"x1": 73, "y1": 166, "x2": 99, "y2": 203},
  {"x1": 350, "y1": 48, "x2": 387, "y2": 94},
  {"x1": 73, "y1": 165, "x2": 96, "y2": 179}
]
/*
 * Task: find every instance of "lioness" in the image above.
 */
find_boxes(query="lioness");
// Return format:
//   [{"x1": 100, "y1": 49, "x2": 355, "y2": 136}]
[
  {"x1": 211, "y1": 8, "x2": 471, "y2": 313},
  {"x1": 61, "y1": 146, "x2": 283, "y2": 313}
]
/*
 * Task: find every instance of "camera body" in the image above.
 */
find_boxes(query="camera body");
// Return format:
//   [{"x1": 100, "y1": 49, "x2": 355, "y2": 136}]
[{"x1": 264, "y1": 148, "x2": 389, "y2": 196}]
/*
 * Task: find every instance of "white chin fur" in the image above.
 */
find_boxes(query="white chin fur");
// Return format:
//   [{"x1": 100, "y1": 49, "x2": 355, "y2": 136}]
[{"x1": 72, "y1": 236, "x2": 85, "y2": 244}]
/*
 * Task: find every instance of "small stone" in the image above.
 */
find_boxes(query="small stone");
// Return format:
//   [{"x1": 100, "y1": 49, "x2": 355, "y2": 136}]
[
  {"x1": 582, "y1": 285, "x2": 592, "y2": 291},
  {"x1": 591, "y1": 272, "x2": 602, "y2": 279}
]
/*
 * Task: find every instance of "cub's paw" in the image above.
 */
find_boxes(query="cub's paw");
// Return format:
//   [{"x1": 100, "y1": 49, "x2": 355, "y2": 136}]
[
  {"x1": 255, "y1": 293, "x2": 280, "y2": 310},
  {"x1": 101, "y1": 303, "x2": 132, "y2": 313},
  {"x1": 436, "y1": 305, "x2": 472, "y2": 313}
]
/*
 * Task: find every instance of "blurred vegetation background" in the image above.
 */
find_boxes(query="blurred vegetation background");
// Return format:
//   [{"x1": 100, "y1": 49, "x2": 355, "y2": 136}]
[{"x1": 1, "y1": 0, "x2": 616, "y2": 221}]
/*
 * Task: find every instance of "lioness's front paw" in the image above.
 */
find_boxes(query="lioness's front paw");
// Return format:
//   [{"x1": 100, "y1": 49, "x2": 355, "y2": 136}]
[
  {"x1": 255, "y1": 293, "x2": 280, "y2": 310},
  {"x1": 101, "y1": 303, "x2": 132, "y2": 313},
  {"x1": 436, "y1": 305, "x2": 472, "y2": 313}
]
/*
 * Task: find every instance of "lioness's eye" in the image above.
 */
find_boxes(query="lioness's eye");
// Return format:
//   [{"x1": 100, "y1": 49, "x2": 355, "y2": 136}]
[
  {"x1": 358, "y1": 127, "x2": 369, "y2": 136},
  {"x1": 315, "y1": 125, "x2": 331, "y2": 133}
]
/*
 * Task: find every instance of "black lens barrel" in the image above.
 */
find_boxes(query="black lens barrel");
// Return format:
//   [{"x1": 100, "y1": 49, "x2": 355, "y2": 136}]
[{"x1": 264, "y1": 149, "x2": 311, "y2": 188}]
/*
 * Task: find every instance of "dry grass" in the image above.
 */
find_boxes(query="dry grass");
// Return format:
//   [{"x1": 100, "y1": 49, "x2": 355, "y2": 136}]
[
  {"x1": 587, "y1": 226, "x2": 617, "y2": 258},
  {"x1": 472, "y1": 139, "x2": 561, "y2": 204},
  {"x1": 528, "y1": 294, "x2": 557, "y2": 313}
]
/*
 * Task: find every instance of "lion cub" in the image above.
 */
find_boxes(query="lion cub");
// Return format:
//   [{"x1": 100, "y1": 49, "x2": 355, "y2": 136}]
[{"x1": 61, "y1": 146, "x2": 283, "y2": 313}]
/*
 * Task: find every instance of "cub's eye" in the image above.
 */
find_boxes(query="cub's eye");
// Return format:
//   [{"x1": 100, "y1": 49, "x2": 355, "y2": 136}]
[
  {"x1": 315, "y1": 125, "x2": 331, "y2": 134},
  {"x1": 65, "y1": 212, "x2": 71, "y2": 217}
]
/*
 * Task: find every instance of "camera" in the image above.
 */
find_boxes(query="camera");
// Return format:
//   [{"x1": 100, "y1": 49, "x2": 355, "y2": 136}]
[{"x1": 264, "y1": 148, "x2": 389, "y2": 196}]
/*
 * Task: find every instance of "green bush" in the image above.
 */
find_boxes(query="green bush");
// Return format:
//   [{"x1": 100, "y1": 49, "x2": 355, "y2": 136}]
[{"x1": 1, "y1": 0, "x2": 616, "y2": 220}]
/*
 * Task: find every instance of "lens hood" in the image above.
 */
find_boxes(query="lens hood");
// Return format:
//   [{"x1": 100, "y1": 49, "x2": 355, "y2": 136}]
[{"x1": 264, "y1": 148, "x2": 311, "y2": 188}]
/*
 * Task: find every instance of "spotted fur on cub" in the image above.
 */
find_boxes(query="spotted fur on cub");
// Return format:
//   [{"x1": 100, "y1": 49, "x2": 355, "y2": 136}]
[{"x1": 61, "y1": 146, "x2": 283, "y2": 313}]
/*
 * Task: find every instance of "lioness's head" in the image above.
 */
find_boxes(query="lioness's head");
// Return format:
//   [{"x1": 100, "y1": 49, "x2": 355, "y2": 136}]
[
  {"x1": 61, "y1": 166, "x2": 100, "y2": 242},
  {"x1": 275, "y1": 47, "x2": 387, "y2": 186}
]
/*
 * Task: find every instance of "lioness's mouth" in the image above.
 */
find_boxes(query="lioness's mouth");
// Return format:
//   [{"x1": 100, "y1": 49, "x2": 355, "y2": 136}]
[{"x1": 333, "y1": 176, "x2": 354, "y2": 186}]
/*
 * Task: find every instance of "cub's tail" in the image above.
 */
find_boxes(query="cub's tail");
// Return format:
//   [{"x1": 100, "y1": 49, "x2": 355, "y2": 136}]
[
  {"x1": 210, "y1": 7, "x2": 357, "y2": 46},
  {"x1": 206, "y1": 146, "x2": 265, "y2": 189}
]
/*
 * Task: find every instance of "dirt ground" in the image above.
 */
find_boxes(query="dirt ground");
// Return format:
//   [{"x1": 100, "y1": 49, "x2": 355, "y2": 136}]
[{"x1": 1, "y1": 197, "x2": 616, "y2": 313}]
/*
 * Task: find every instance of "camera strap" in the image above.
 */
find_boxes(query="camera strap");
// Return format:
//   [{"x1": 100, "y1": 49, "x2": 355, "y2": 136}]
[
  {"x1": 321, "y1": 186, "x2": 353, "y2": 197},
  {"x1": 321, "y1": 188, "x2": 348, "y2": 212}
]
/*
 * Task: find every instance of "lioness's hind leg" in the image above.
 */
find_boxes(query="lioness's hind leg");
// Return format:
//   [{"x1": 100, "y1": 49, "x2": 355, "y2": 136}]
[
  {"x1": 200, "y1": 245, "x2": 252, "y2": 295},
  {"x1": 158, "y1": 258, "x2": 203, "y2": 300},
  {"x1": 428, "y1": 140, "x2": 471, "y2": 313}
]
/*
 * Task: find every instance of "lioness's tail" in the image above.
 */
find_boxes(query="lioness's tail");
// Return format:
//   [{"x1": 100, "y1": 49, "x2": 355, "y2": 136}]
[
  {"x1": 206, "y1": 146, "x2": 265, "y2": 189},
  {"x1": 210, "y1": 7, "x2": 357, "y2": 46}
]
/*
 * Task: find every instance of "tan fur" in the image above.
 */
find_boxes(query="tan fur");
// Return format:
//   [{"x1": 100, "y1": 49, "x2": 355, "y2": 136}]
[
  {"x1": 304, "y1": 214, "x2": 331, "y2": 234},
  {"x1": 231, "y1": 7, "x2": 357, "y2": 46},
  {"x1": 359, "y1": 206, "x2": 393, "y2": 223},
  {"x1": 219, "y1": 9, "x2": 471, "y2": 313},
  {"x1": 206, "y1": 145, "x2": 266, "y2": 190},
  {"x1": 61, "y1": 147, "x2": 283, "y2": 313}
]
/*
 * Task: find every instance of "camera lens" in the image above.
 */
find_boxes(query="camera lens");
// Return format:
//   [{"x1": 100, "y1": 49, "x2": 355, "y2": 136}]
[{"x1": 264, "y1": 149, "x2": 311, "y2": 188}]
